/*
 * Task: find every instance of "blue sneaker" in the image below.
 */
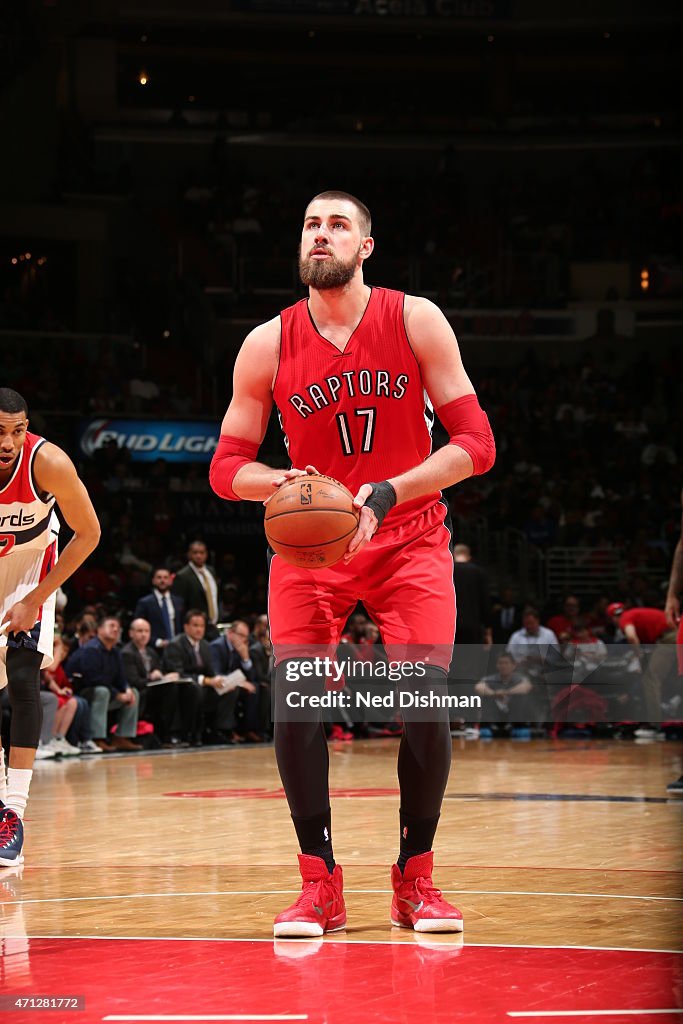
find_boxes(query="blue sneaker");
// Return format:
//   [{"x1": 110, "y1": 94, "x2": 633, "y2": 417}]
[
  {"x1": 510, "y1": 727, "x2": 531, "y2": 740},
  {"x1": 0, "y1": 805, "x2": 24, "y2": 867}
]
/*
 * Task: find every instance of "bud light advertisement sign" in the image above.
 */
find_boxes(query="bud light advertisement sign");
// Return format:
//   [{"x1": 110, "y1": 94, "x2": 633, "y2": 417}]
[{"x1": 79, "y1": 418, "x2": 219, "y2": 463}]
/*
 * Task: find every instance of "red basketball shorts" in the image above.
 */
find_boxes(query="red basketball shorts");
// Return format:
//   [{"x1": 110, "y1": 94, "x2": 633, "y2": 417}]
[{"x1": 268, "y1": 501, "x2": 456, "y2": 672}]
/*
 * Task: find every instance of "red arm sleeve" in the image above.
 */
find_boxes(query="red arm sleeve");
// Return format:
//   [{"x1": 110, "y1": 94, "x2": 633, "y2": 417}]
[
  {"x1": 209, "y1": 434, "x2": 260, "y2": 501},
  {"x1": 435, "y1": 394, "x2": 496, "y2": 476}
]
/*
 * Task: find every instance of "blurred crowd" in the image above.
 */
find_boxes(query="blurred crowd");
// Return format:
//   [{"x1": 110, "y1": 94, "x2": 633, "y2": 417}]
[
  {"x1": 450, "y1": 341, "x2": 681, "y2": 594},
  {"x1": 2, "y1": 539, "x2": 678, "y2": 759},
  {"x1": 2, "y1": 138, "x2": 682, "y2": 337}
]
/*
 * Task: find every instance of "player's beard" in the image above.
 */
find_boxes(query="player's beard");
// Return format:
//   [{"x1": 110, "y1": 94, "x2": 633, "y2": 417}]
[{"x1": 298, "y1": 245, "x2": 361, "y2": 290}]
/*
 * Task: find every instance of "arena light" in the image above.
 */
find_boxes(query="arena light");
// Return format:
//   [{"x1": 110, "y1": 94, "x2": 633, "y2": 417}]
[
  {"x1": 640, "y1": 268, "x2": 650, "y2": 293},
  {"x1": 139, "y1": 70, "x2": 148, "y2": 86}
]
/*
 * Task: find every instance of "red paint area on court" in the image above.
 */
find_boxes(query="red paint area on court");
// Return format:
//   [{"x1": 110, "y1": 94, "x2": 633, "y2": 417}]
[
  {"x1": 164, "y1": 787, "x2": 401, "y2": 798},
  {"x1": 1, "y1": 938, "x2": 680, "y2": 1023}
]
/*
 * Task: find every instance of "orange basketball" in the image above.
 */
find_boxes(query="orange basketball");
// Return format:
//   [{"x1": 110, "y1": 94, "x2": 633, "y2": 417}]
[{"x1": 264, "y1": 474, "x2": 359, "y2": 568}]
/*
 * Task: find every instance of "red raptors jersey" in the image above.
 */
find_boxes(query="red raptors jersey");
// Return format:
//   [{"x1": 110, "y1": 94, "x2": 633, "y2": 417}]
[
  {"x1": 0, "y1": 432, "x2": 59, "y2": 559},
  {"x1": 274, "y1": 287, "x2": 440, "y2": 530}
]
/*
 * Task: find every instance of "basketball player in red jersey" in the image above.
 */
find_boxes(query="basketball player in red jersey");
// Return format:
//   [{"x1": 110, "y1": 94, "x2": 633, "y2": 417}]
[
  {"x1": 210, "y1": 191, "x2": 495, "y2": 935},
  {"x1": 0, "y1": 389, "x2": 100, "y2": 865}
]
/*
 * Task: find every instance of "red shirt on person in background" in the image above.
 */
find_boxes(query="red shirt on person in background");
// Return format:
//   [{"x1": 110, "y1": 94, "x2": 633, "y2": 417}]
[{"x1": 617, "y1": 607, "x2": 669, "y2": 645}]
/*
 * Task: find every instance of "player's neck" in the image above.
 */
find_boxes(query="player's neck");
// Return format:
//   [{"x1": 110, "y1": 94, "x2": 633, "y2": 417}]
[{"x1": 308, "y1": 280, "x2": 371, "y2": 328}]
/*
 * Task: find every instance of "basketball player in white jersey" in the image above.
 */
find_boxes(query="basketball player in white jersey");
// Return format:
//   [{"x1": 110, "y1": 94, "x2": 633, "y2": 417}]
[{"x1": 0, "y1": 389, "x2": 100, "y2": 865}]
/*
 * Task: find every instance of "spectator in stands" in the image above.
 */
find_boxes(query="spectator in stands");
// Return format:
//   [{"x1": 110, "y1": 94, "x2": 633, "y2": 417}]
[
  {"x1": 66, "y1": 616, "x2": 142, "y2": 753},
  {"x1": 66, "y1": 613, "x2": 97, "y2": 657},
  {"x1": 606, "y1": 602, "x2": 677, "y2": 728},
  {"x1": 546, "y1": 595, "x2": 582, "y2": 643},
  {"x1": 133, "y1": 567, "x2": 185, "y2": 650},
  {"x1": 551, "y1": 617, "x2": 630, "y2": 724},
  {"x1": 40, "y1": 635, "x2": 95, "y2": 757},
  {"x1": 338, "y1": 613, "x2": 389, "y2": 738},
  {"x1": 210, "y1": 620, "x2": 262, "y2": 742},
  {"x1": 341, "y1": 612, "x2": 368, "y2": 646},
  {"x1": 172, "y1": 541, "x2": 220, "y2": 640},
  {"x1": 32, "y1": 689, "x2": 59, "y2": 760},
  {"x1": 249, "y1": 614, "x2": 273, "y2": 685},
  {"x1": 163, "y1": 610, "x2": 249, "y2": 744},
  {"x1": 586, "y1": 595, "x2": 611, "y2": 639},
  {"x1": 564, "y1": 618, "x2": 608, "y2": 676},
  {"x1": 474, "y1": 652, "x2": 536, "y2": 732},
  {"x1": 121, "y1": 618, "x2": 201, "y2": 748},
  {"x1": 507, "y1": 607, "x2": 560, "y2": 680},
  {"x1": 248, "y1": 615, "x2": 275, "y2": 739},
  {"x1": 452, "y1": 544, "x2": 492, "y2": 646},
  {"x1": 450, "y1": 544, "x2": 492, "y2": 734},
  {"x1": 491, "y1": 586, "x2": 523, "y2": 644}
]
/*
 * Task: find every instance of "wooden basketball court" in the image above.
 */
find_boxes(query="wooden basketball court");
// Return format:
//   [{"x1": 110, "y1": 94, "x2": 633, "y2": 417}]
[{"x1": 1, "y1": 736, "x2": 682, "y2": 1022}]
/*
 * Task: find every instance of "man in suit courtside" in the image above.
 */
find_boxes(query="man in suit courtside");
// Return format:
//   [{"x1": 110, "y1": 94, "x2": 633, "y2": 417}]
[
  {"x1": 133, "y1": 567, "x2": 185, "y2": 651},
  {"x1": 163, "y1": 610, "x2": 252, "y2": 744},
  {"x1": 172, "y1": 541, "x2": 220, "y2": 640},
  {"x1": 210, "y1": 619, "x2": 264, "y2": 742},
  {"x1": 121, "y1": 618, "x2": 201, "y2": 746}
]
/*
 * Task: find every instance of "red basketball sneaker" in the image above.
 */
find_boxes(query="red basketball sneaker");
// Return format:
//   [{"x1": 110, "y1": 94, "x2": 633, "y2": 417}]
[
  {"x1": 274, "y1": 854, "x2": 346, "y2": 937},
  {"x1": 391, "y1": 852, "x2": 463, "y2": 933}
]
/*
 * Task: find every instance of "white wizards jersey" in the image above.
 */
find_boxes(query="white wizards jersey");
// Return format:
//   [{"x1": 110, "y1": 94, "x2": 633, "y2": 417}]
[{"x1": 0, "y1": 431, "x2": 60, "y2": 679}]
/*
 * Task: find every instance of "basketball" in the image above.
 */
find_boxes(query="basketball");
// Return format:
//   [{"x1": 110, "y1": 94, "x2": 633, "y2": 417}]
[{"x1": 264, "y1": 474, "x2": 359, "y2": 568}]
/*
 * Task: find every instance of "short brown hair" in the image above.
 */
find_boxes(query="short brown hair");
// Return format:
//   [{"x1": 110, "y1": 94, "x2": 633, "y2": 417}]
[
  {"x1": 307, "y1": 190, "x2": 372, "y2": 236},
  {"x1": 185, "y1": 609, "x2": 207, "y2": 625}
]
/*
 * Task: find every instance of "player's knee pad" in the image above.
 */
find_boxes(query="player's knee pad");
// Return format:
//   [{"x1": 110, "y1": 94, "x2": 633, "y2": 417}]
[{"x1": 6, "y1": 647, "x2": 44, "y2": 749}]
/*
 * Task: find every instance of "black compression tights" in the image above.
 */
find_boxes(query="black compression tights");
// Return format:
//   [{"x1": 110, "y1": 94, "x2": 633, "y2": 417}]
[
  {"x1": 273, "y1": 665, "x2": 452, "y2": 821},
  {"x1": 397, "y1": 714, "x2": 452, "y2": 819},
  {"x1": 274, "y1": 717, "x2": 330, "y2": 818},
  {"x1": 7, "y1": 647, "x2": 44, "y2": 749}
]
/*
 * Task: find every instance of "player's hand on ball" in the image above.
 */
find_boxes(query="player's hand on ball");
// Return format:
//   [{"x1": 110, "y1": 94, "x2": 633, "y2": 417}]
[
  {"x1": 345, "y1": 480, "x2": 397, "y2": 563},
  {"x1": 265, "y1": 465, "x2": 320, "y2": 505},
  {"x1": 344, "y1": 484, "x2": 379, "y2": 562}
]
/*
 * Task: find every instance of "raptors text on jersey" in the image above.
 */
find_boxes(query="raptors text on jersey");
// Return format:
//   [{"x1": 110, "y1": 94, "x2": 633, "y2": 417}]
[{"x1": 274, "y1": 287, "x2": 440, "y2": 530}]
